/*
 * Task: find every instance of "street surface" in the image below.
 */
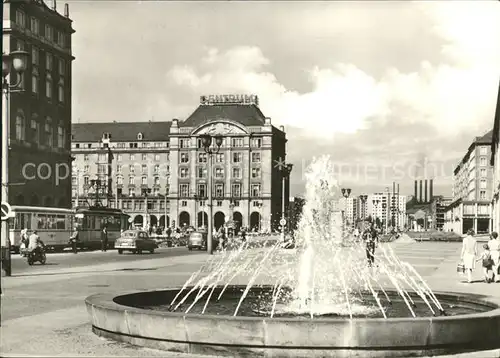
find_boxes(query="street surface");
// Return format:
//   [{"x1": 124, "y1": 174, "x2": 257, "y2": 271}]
[{"x1": 1, "y1": 240, "x2": 500, "y2": 357}]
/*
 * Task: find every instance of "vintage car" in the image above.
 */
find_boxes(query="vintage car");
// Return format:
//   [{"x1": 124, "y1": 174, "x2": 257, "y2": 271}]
[
  {"x1": 115, "y1": 229, "x2": 158, "y2": 254},
  {"x1": 188, "y1": 230, "x2": 219, "y2": 251}
]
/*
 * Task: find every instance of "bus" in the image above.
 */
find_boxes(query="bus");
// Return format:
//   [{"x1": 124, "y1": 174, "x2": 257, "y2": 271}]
[{"x1": 9, "y1": 206, "x2": 130, "y2": 252}]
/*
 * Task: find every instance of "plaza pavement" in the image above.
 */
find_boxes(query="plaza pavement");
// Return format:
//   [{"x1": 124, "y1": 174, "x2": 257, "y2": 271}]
[{"x1": 1, "y1": 239, "x2": 499, "y2": 358}]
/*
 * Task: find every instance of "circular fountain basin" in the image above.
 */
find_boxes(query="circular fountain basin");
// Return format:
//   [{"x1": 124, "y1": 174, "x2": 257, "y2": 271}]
[{"x1": 85, "y1": 285, "x2": 500, "y2": 357}]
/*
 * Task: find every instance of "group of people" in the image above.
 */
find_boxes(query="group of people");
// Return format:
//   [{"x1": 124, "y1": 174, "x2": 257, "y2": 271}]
[
  {"x1": 460, "y1": 229, "x2": 500, "y2": 283},
  {"x1": 19, "y1": 228, "x2": 45, "y2": 256}
]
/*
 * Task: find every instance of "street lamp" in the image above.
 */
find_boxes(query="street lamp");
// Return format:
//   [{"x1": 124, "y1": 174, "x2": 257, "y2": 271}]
[
  {"x1": 341, "y1": 188, "x2": 351, "y2": 236},
  {"x1": 200, "y1": 133, "x2": 224, "y2": 254},
  {"x1": 2, "y1": 50, "x2": 29, "y2": 277},
  {"x1": 278, "y1": 162, "x2": 293, "y2": 242},
  {"x1": 142, "y1": 188, "x2": 152, "y2": 229}
]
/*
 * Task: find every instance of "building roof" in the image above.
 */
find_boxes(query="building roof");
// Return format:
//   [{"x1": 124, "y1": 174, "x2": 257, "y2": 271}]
[
  {"x1": 491, "y1": 81, "x2": 500, "y2": 165},
  {"x1": 181, "y1": 104, "x2": 267, "y2": 128},
  {"x1": 72, "y1": 122, "x2": 171, "y2": 142},
  {"x1": 454, "y1": 129, "x2": 494, "y2": 174}
]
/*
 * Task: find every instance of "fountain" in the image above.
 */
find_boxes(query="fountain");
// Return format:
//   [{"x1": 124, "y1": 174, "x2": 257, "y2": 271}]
[{"x1": 86, "y1": 156, "x2": 500, "y2": 357}]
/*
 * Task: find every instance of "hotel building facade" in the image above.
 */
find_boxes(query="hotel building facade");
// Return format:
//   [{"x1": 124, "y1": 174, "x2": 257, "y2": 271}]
[
  {"x1": 445, "y1": 130, "x2": 494, "y2": 234},
  {"x1": 3, "y1": 0, "x2": 74, "y2": 208},
  {"x1": 71, "y1": 95, "x2": 289, "y2": 232}
]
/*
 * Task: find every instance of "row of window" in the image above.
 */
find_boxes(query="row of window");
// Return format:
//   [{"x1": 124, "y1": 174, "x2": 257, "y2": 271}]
[
  {"x1": 16, "y1": 39, "x2": 66, "y2": 75},
  {"x1": 178, "y1": 183, "x2": 261, "y2": 198},
  {"x1": 179, "y1": 137, "x2": 263, "y2": 149},
  {"x1": 15, "y1": 10, "x2": 68, "y2": 48},
  {"x1": 15, "y1": 113, "x2": 66, "y2": 148},
  {"x1": 85, "y1": 153, "x2": 169, "y2": 162},
  {"x1": 75, "y1": 142, "x2": 170, "y2": 149},
  {"x1": 179, "y1": 152, "x2": 261, "y2": 164},
  {"x1": 29, "y1": 72, "x2": 66, "y2": 102}
]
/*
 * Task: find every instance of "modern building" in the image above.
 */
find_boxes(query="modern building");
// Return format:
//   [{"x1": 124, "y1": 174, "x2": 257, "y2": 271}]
[
  {"x1": 444, "y1": 130, "x2": 494, "y2": 234},
  {"x1": 344, "y1": 197, "x2": 358, "y2": 230},
  {"x1": 367, "y1": 190, "x2": 406, "y2": 230},
  {"x1": 491, "y1": 83, "x2": 500, "y2": 234},
  {"x1": 3, "y1": 0, "x2": 75, "y2": 208},
  {"x1": 71, "y1": 94, "x2": 289, "y2": 232}
]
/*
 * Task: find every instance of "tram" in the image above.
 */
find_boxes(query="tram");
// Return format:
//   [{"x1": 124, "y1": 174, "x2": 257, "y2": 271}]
[{"x1": 9, "y1": 205, "x2": 130, "y2": 252}]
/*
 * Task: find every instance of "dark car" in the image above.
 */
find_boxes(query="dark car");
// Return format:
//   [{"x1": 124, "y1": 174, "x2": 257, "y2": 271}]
[
  {"x1": 115, "y1": 229, "x2": 158, "y2": 254},
  {"x1": 188, "y1": 230, "x2": 219, "y2": 251}
]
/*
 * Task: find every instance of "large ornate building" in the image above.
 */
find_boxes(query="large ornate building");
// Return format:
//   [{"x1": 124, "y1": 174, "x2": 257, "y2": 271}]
[
  {"x1": 3, "y1": 0, "x2": 74, "y2": 208},
  {"x1": 71, "y1": 95, "x2": 290, "y2": 232},
  {"x1": 491, "y1": 83, "x2": 500, "y2": 234},
  {"x1": 445, "y1": 130, "x2": 494, "y2": 234}
]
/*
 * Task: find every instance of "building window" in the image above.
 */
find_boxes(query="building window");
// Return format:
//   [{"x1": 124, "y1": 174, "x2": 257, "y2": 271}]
[
  {"x1": 231, "y1": 138, "x2": 244, "y2": 147},
  {"x1": 251, "y1": 138, "x2": 262, "y2": 148},
  {"x1": 180, "y1": 167, "x2": 189, "y2": 178},
  {"x1": 179, "y1": 184, "x2": 189, "y2": 197},
  {"x1": 479, "y1": 146, "x2": 488, "y2": 155},
  {"x1": 116, "y1": 165, "x2": 122, "y2": 174},
  {"x1": 16, "y1": 10, "x2": 26, "y2": 27},
  {"x1": 129, "y1": 176, "x2": 135, "y2": 185},
  {"x1": 180, "y1": 152, "x2": 189, "y2": 163},
  {"x1": 198, "y1": 153, "x2": 207, "y2": 163},
  {"x1": 197, "y1": 166, "x2": 207, "y2": 178},
  {"x1": 154, "y1": 177, "x2": 160, "y2": 185},
  {"x1": 45, "y1": 117, "x2": 53, "y2": 147},
  {"x1": 197, "y1": 184, "x2": 206, "y2": 198},
  {"x1": 31, "y1": 74, "x2": 39, "y2": 93},
  {"x1": 215, "y1": 153, "x2": 224, "y2": 163},
  {"x1": 31, "y1": 119, "x2": 40, "y2": 145},
  {"x1": 32, "y1": 46, "x2": 39, "y2": 65},
  {"x1": 216, "y1": 201, "x2": 223, "y2": 207},
  {"x1": 57, "y1": 31, "x2": 65, "y2": 48},
  {"x1": 128, "y1": 188, "x2": 135, "y2": 197},
  {"x1": 129, "y1": 165, "x2": 135, "y2": 173},
  {"x1": 117, "y1": 176, "x2": 123, "y2": 185},
  {"x1": 215, "y1": 167, "x2": 224, "y2": 179},
  {"x1": 251, "y1": 184, "x2": 261, "y2": 197},
  {"x1": 232, "y1": 167, "x2": 241, "y2": 179},
  {"x1": 83, "y1": 176, "x2": 89, "y2": 185},
  {"x1": 231, "y1": 183, "x2": 241, "y2": 197},
  {"x1": 232, "y1": 152, "x2": 243, "y2": 163},
  {"x1": 142, "y1": 164, "x2": 147, "y2": 173},
  {"x1": 30, "y1": 17, "x2": 39, "y2": 34},
  {"x1": 215, "y1": 184, "x2": 224, "y2": 197},
  {"x1": 142, "y1": 154, "x2": 147, "y2": 161},
  {"x1": 252, "y1": 167, "x2": 261, "y2": 178},
  {"x1": 46, "y1": 53, "x2": 53, "y2": 71},
  {"x1": 130, "y1": 154, "x2": 135, "y2": 161},
  {"x1": 154, "y1": 165, "x2": 160, "y2": 173},
  {"x1": 179, "y1": 139, "x2": 190, "y2": 148},
  {"x1": 44, "y1": 24, "x2": 54, "y2": 41},
  {"x1": 480, "y1": 157, "x2": 487, "y2": 166},
  {"x1": 58, "y1": 83, "x2": 64, "y2": 103},
  {"x1": 15, "y1": 112, "x2": 25, "y2": 141},
  {"x1": 98, "y1": 154, "x2": 106, "y2": 161},
  {"x1": 58, "y1": 57, "x2": 65, "y2": 75},
  {"x1": 480, "y1": 179, "x2": 487, "y2": 189},
  {"x1": 479, "y1": 190, "x2": 486, "y2": 200},
  {"x1": 117, "y1": 154, "x2": 122, "y2": 161},
  {"x1": 46, "y1": 77, "x2": 53, "y2": 99},
  {"x1": 97, "y1": 164, "x2": 106, "y2": 174},
  {"x1": 141, "y1": 176, "x2": 147, "y2": 185},
  {"x1": 480, "y1": 168, "x2": 487, "y2": 177},
  {"x1": 251, "y1": 152, "x2": 261, "y2": 163},
  {"x1": 155, "y1": 154, "x2": 160, "y2": 161},
  {"x1": 84, "y1": 155, "x2": 89, "y2": 161}
]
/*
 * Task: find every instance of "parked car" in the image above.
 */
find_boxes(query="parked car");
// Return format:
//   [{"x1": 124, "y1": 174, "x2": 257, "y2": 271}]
[
  {"x1": 188, "y1": 230, "x2": 219, "y2": 251},
  {"x1": 115, "y1": 229, "x2": 158, "y2": 254}
]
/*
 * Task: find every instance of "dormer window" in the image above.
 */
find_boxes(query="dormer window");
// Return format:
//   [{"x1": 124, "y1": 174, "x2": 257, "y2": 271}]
[
  {"x1": 137, "y1": 133, "x2": 143, "y2": 140},
  {"x1": 102, "y1": 132, "x2": 111, "y2": 140}
]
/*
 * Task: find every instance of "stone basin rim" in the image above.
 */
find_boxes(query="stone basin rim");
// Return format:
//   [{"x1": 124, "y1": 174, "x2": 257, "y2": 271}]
[{"x1": 86, "y1": 286, "x2": 500, "y2": 323}]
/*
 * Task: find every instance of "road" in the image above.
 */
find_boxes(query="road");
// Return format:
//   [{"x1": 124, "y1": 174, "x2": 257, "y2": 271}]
[{"x1": 10, "y1": 247, "x2": 205, "y2": 276}]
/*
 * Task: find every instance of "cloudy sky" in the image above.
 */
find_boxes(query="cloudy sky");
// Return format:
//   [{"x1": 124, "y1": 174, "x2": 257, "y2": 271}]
[{"x1": 66, "y1": 0, "x2": 500, "y2": 198}]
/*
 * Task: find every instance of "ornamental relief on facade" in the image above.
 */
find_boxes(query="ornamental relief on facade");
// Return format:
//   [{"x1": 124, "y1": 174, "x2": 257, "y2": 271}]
[{"x1": 193, "y1": 121, "x2": 247, "y2": 136}]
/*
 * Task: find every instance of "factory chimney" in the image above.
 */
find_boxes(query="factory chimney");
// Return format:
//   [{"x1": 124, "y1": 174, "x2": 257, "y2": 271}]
[
  {"x1": 430, "y1": 179, "x2": 434, "y2": 201},
  {"x1": 414, "y1": 180, "x2": 418, "y2": 202},
  {"x1": 424, "y1": 180, "x2": 428, "y2": 203},
  {"x1": 419, "y1": 180, "x2": 423, "y2": 203}
]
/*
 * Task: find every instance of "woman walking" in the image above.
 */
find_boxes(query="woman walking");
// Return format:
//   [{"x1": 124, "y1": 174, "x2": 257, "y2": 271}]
[
  {"x1": 460, "y1": 229, "x2": 478, "y2": 283},
  {"x1": 487, "y1": 232, "x2": 499, "y2": 283}
]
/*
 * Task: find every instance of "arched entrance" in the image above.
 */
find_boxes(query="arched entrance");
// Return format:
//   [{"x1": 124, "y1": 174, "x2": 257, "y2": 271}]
[
  {"x1": 44, "y1": 197, "x2": 53, "y2": 207},
  {"x1": 134, "y1": 215, "x2": 144, "y2": 226},
  {"x1": 233, "y1": 212, "x2": 243, "y2": 227},
  {"x1": 197, "y1": 211, "x2": 208, "y2": 228},
  {"x1": 31, "y1": 195, "x2": 39, "y2": 206},
  {"x1": 250, "y1": 212, "x2": 261, "y2": 231},
  {"x1": 214, "y1": 211, "x2": 225, "y2": 230},
  {"x1": 159, "y1": 215, "x2": 170, "y2": 228},
  {"x1": 15, "y1": 194, "x2": 24, "y2": 205},
  {"x1": 179, "y1": 211, "x2": 190, "y2": 227},
  {"x1": 150, "y1": 215, "x2": 158, "y2": 227}
]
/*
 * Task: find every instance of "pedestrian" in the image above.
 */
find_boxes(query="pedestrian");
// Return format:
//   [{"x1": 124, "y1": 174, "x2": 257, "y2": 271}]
[
  {"x1": 101, "y1": 225, "x2": 108, "y2": 252},
  {"x1": 487, "y1": 231, "x2": 499, "y2": 282},
  {"x1": 477, "y1": 244, "x2": 494, "y2": 283},
  {"x1": 460, "y1": 229, "x2": 478, "y2": 283},
  {"x1": 69, "y1": 226, "x2": 79, "y2": 254},
  {"x1": 362, "y1": 221, "x2": 379, "y2": 268}
]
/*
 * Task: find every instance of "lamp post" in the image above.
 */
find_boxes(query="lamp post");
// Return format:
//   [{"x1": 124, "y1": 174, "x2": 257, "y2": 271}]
[
  {"x1": 142, "y1": 188, "x2": 152, "y2": 230},
  {"x1": 341, "y1": 188, "x2": 351, "y2": 236},
  {"x1": 2, "y1": 50, "x2": 29, "y2": 277},
  {"x1": 200, "y1": 133, "x2": 223, "y2": 254},
  {"x1": 279, "y1": 162, "x2": 293, "y2": 242}
]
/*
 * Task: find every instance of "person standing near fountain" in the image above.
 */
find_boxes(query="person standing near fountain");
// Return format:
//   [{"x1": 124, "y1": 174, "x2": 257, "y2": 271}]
[
  {"x1": 363, "y1": 221, "x2": 379, "y2": 267},
  {"x1": 487, "y1": 232, "x2": 499, "y2": 282},
  {"x1": 460, "y1": 229, "x2": 478, "y2": 283}
]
